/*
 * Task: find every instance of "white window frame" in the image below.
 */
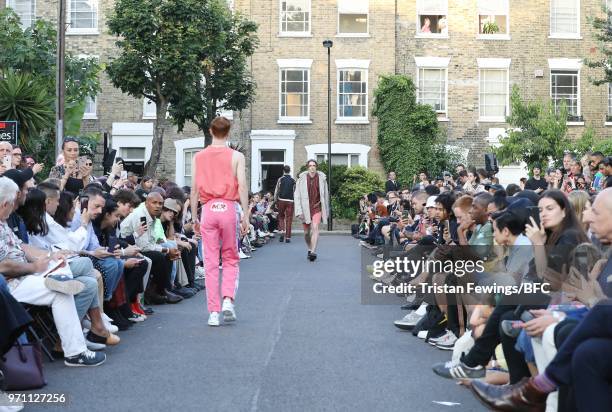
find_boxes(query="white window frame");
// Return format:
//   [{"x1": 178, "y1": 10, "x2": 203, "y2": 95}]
[
  {"x1": 416, "y1": 0, "x2": 448, "y2": 39},
  {"x1": 606, "y1": 83, "x2": 612, "y2": 125},
  {"x1": 174, "y1": 138, "x2": 204, "y2": 187},
  {"x1": 337, "y1": 0, "x2": 369, "y2": 37},
  {"x1": 7, "y1": 0, "x2": 36, "y2": 28},
  {"x1": 67, "y1": 0, "x2": 99, "y2": 35},
  {"x1": 549, "y1": 0, "x2": 581, "y2": 39},
  {"x1": 548, "y1": 58, "x2": 582, "y2": 122},
  {"x1": 414, "y1": 57, "x2": 450, "y2": 118},
  {"x1": 83, "y1": 96, "x2": 97, "y2": 120},
  {"x1": 305, "y1": 143, "x2": 370, "y2": 168},
  {"x1": 477, "y1": 58, "x2": 511, "y2": 123},
  {"x1": 279, "y1": 0, "x2": 311, "y2": 37},
  {"x1": 476, "y1": 0, "x2": 510, "y2": 40},
  {"x1": 277, "y1": 59, "x2": 312, "y2": 124},
  {"x1": 143, "y1": 98, "x2": 156, "y2": 119},
  {"x1": 336, "y1": 59, "x2": 369, "y2": 124}
]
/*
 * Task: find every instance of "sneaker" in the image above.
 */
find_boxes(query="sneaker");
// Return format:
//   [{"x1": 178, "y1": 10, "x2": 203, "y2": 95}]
[
  {"x1": 222, "y1": 298, "x2": 236, "y2": 322},
  {"x1": 417, "y1": 330, "x2": 428, "y2": 339},
  {"x1": 428, "y1": 328, "x2": 452, "y2": 344},
  {"x1": 435, "y1": 331, "x2": 458, "y2": 351},
  {"x1": 393, "y1": 311, "x2": 424, "y2": 330},
  {"x1": 279, "y1": 235, "x2": 285, "y2": 242},
  {"x1": 127, "y1": 313, "x2": 146, "y2": 322},
  {"x1": 432, "y1": 359, "x2": 485, "y2": 380},
  {"x1": 194, "y1": 266, "x2": 205, "y2": 280},
  {"x1": 44, "y1": 275, "x2": 85, "y2": 296},
  {"x1": 239, "y1": 250, "x2": 251, "y2": 259},
  {"x1": 208, "y1": 312, "x2": 220, "y2": 327},
  {"x1": 64, "y1": 350, "x2": 106, "y2": 367},
  {"x1": 85, "y1": 338, "x2": 106, "y2": 351},
  {"x1": 360, "y1": 240, "x2": 377, "y2": 249},
  {"x1": 285, "y1": 238, "x2": 291, "y2": 243}
]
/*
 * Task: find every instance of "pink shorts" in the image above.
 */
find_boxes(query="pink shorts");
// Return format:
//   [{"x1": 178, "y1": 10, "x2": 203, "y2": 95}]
[{"x1": 303, "y1": 212, "x2": 321, "y2": 229}]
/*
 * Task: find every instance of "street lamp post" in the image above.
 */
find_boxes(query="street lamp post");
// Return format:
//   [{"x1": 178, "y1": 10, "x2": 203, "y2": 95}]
[
  {"x1": 55, "y1": 0, "x2": 66, "y2": 159},
  {"x1": 323, "y1": 40, "x2": 333, "y2": 231}
]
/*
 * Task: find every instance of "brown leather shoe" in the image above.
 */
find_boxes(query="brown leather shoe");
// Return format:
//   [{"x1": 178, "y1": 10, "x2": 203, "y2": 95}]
[{"x1": 470, "y1": 377, "x2": 548, "y2": 412}]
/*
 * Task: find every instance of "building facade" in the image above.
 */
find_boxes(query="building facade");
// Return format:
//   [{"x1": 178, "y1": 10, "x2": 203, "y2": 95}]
[{"x1": 2, "y1": 0, "x2": 611, "y2": 190}]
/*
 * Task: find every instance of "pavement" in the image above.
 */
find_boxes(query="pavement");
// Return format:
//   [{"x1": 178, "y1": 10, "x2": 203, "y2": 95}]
[{"x1": 25, "y1": 235, "x2": 484, "y2": 412}]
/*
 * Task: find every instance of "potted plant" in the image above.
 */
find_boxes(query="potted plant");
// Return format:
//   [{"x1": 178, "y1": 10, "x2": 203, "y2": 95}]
[{"x1": 482, "y1": 21, "x2": 500, "y2": 34}]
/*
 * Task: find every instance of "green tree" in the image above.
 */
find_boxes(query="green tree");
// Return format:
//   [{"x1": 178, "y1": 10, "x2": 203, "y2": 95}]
[
  {"x1": 169, "y1": 1, "x2": 258, "y2": 146},
  {"x1": 106, "y1": 0, "x2": 232, "y2": 176},
  {"x1": 0, "y1": 8, "x2": 101, "y2": 169},
  {"x1": 584, "y1": 4, "x2": 612, "y2": 86},
  {"x1": 373, "y1": 74, "x2": 456, "y2": 187},
  {"x1": 494, "y1": 85, "x2": 570, "y2": 170},
  {"x1": 0, "y1": 70, "x2": 54, "y2": 145}
]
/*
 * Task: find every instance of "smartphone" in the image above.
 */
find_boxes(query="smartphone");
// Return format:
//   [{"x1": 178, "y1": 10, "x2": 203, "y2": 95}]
[
  {"x1": 120, "y1": 171, "x2": 128, "y2": 180},
  {"x1": 527, "y1": 206, "x2": 540, "y2": 227},
  {"x1": 402, "y1": 210, "x2": 410, "y2": 219},
  {"x1": 80, "y1": 195, "x2": 89, "y2": 211},
  {"x1": 140, "y1": 216, "x2": 147, "y2": 226},
  {"x1": 107, "y1": 237, "x2": 118, "y2": 254},
  {"x1": 78, "y1": 156, "x2": 87, "y2": 168},
  {"x1": 2, "y1": 155, "x2": 11, "y2": 169}
]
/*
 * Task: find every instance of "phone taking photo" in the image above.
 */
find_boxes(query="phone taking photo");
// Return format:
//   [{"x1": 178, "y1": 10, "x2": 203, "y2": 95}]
[
  {"x1": 527, "y1": 206, "x2": 541, "y2": 227},
  {"x1": 2, "y1": 155, "x2": 11, "y2": 169}
]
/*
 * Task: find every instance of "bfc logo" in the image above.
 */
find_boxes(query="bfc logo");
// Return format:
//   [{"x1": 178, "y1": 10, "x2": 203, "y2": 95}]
[{"x1": 210, "y1": 202, "x2": 228, "y2": 212}]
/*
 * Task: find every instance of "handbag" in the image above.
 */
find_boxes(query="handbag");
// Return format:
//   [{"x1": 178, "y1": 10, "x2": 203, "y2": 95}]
[{"x1": 0, "y1": 340, "x2": 46, "y2": 391}]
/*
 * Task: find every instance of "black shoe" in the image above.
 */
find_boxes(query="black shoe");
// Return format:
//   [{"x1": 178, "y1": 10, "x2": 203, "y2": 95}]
[
  {"x1": 144, "y1": 290, "x2": 166, "y2": 305},
  {"x1": 279, "y1": 235, "x2": 285, "y2": 242},
  {"x1": 307, "y1": 251, "x2": 312, "y2": 261},
  {"x1": 285, "y1": 238, "x2": 291, "y2": 243},
  {"x1": 143, "y1": 306, "x2": 154, "y2": 315},
  {"x1": 164, "y1": 290, "x2": 183, "y2": 304},
  {"x1": 172, "y1": 287, "x2": 196, "y2": 299},
  {"x1": 105, "y1": 308, "x2": 132, "y2": 331},
  {"x1": 64, "y1": 350, "x2": 106, "y2": 367}
]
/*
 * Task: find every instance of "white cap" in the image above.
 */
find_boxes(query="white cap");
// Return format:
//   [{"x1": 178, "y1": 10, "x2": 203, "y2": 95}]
[{"x1": 425, "y1": 196, "x2": 438, "y2": 209}]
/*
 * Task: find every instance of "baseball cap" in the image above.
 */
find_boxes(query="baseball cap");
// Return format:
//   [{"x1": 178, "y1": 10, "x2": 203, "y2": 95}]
[
  {"x1": 3, "y1": 168, "x2": 33, "y2": 189},
  {"x1": 425, "y1": 195, "x2": 438, "y2": 208}
]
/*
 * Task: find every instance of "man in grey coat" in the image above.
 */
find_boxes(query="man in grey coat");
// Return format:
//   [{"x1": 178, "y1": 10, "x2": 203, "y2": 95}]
[{"x1": 294, "y1": 160, "x2": 329, "y2": 261}]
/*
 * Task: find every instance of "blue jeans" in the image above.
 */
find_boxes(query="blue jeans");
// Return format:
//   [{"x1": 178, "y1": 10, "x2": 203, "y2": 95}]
[
  {"x1": 161, "y1": 241, "x2": 178, "y2": 286},
  {"x1": 91, "y1": 256, "x2": 124, "y2": 301},
  {"x1": 0, "y1": 274, "x2": 8, "y2": 292},
  {"x1": 69, "y1": 257, "x2": 99, "y2": 320}
]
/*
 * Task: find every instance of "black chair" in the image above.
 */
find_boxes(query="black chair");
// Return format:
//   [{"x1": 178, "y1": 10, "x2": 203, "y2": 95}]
[{"x1": 21, "y1": 304, "x2": 59, "y2": 362}]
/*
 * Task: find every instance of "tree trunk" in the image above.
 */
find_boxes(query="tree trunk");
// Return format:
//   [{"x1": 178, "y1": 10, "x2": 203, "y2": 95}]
[
  {"x1": 204, "y1": 128, "x2": 212, "y2": 148},
  {"x1": 143, "y1": 99, "x2": 168, "y2": 177}
]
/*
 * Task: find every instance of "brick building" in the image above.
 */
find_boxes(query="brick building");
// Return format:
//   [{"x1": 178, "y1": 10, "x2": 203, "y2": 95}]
[{"x1": 2, "y1": 0, "x2": 611, "y2": 189}]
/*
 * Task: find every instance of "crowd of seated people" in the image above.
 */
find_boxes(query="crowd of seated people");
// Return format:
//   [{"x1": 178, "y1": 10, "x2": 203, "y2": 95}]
[
  {"x1": 0, "y1": 136, "x2": 272, "y2": 385},
  {"x1": 360, "y1": 153, "x2": 612, "y2": 411}
]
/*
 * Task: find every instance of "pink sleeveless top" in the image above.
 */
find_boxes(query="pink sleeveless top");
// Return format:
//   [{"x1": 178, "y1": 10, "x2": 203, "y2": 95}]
[{"x1": 194, "y1": 146, "x2": 240, "y2": 203}]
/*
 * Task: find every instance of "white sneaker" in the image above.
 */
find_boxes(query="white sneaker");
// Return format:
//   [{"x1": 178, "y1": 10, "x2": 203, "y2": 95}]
[
  {"x1": 239, "y1": 250, "x2": 251, "y2": 259},
  {"x1": 208, "y1": 312, "x2": 220, "y2": 327},
  {"x1": 222, "y1": 298, "x2": 236, "y2": 322},
  {"x1": 393, "y1": 311, "x2": 424, "y2": 330},
  {"x1": 84, "y1": 317, "x2": 118, "y2": 334},
  {"x1": 257, "y1": 230, "x2": 265, "y2": 238},
  {"x1": 417, "y1": 330, "x2": 428, "y2": 339},
  {"x1": 194, "y1": 266, "x2": 205, "y2": 280},
  {"x1": 435, "y1": 330, "x2": 458, "y2": 350}
]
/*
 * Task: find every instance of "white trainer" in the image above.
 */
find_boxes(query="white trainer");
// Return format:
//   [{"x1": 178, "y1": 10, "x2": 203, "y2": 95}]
[
  {"x1": 222, "y1": 298, "x2": 236, "y2": 322},
  {"x1": 208, "y1": 312, "x2": 220, "y2": 327}
]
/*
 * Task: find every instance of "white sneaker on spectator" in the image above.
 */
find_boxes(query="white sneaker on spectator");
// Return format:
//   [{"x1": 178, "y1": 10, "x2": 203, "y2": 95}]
[
  {"x1": 393, "y1": 311, "x2": 424, "y2": 330},
  {"x1": 239, "y1": 250, "x2": 251, "y2": 259},
  {"x1": 435, "y1": 331, "x2": 458, "y2": 350},
  {"x1": 208, "y1": 312, "x2": 220, "y2": 327},
  {"x1": 83, "y1": 317, "x2": 118, "y2": 334},
  {"x1": 417, "y1": 330, "x2": 428, "y2": 339},
  {"x1": 256, "y1": 230, "x2": 265, "y2": 238},
  {"x1": 222, "y1": 298, "x2": 236, "y2": 322},
  {"x1": 195, "y1": 266, "x2": 205, "y2": 280},
  {"x1": 0, "y1": 389, "x2": 24, "y2": 411}
]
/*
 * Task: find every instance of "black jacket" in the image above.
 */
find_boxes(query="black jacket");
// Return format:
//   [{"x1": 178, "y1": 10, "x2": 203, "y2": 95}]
[
  {"x1": 274, "y1": 174, "x2": 296, "y2": 201},
  {"x1": 385, "y1": 180, "x2": 400, "y2": 193}
]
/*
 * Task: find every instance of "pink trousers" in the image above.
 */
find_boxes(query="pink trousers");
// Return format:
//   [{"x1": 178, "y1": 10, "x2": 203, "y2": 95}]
[{"x1": 201, "y1": 199, "x2": 240, "y2": 313}]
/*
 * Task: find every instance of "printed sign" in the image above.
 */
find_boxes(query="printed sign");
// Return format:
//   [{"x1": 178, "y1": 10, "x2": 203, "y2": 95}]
[{"x1": 0, "y1": 121, "x2": 18, "y2": 145}]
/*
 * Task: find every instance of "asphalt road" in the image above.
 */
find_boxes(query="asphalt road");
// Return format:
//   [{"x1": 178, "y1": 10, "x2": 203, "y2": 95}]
[{"x1": 25, "y1": 235, "x2": 484, "y2": 412}]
